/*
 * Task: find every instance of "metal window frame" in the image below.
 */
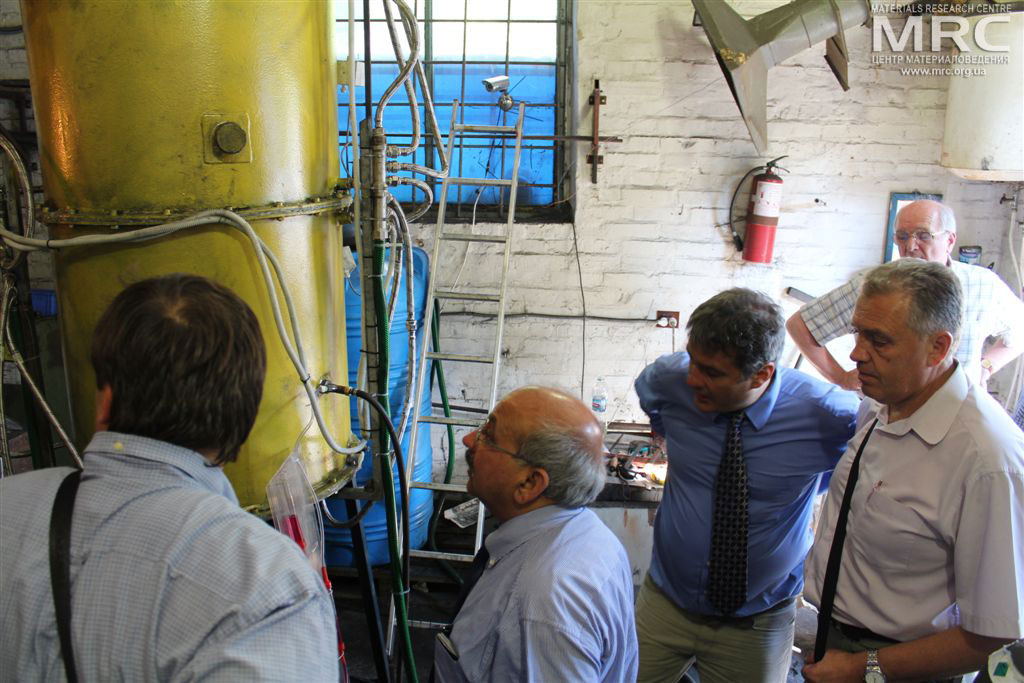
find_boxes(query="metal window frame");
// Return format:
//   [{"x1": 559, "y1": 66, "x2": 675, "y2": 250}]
[{"x1": 341, "y1": 0, "x2": 573, "y2": 223}]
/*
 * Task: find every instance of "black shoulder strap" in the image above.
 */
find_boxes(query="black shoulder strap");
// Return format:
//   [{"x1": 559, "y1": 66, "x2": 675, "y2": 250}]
[
  {"x1": 813, "y1": 418, "x2": 878, "y2": 662},
  {"x1": 49, "y1": 469, "x2": 82, "y2": 683}
]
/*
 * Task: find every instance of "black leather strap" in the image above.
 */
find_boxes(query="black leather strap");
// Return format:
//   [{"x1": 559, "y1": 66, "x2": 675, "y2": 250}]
[
  {"x1": 49, "y1": 469, "x2": 82, "y2": 683},
  {"x1": 813, "y1": 419, "x2": 879, "y2": 662}
]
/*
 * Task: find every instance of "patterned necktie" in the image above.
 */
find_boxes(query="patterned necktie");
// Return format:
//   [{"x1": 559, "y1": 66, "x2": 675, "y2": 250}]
[{"x1": 707, "y1": 411, "x2": 749, "y2": 615}]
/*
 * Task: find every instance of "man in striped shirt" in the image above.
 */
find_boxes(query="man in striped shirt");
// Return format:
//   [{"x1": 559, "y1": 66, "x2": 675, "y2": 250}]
[{"x1": 787, "y1": 199, "x2": 1024, "y2": 391}]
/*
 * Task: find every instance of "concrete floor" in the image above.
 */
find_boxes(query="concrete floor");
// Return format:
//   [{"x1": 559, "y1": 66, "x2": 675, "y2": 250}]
[{"x1": 335, "y1": 573, "x2": 819, "y2": 682}]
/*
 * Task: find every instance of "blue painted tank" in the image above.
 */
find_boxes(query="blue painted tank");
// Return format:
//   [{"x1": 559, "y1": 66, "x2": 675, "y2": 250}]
[{"x1": 324, "y1": 247, "x2": 434, "y2": 566}]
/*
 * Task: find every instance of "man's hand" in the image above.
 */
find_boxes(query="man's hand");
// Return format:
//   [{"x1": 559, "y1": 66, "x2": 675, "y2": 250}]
[
  {"x1": 786, "y1": 313, "x2": 862, "y2": 392},
  {"x1": 838, "y1": 368, "x2": 862, "y2": 392},
  {"x1": 802, "y1": 648, "x2": 867, "y2": 683}
]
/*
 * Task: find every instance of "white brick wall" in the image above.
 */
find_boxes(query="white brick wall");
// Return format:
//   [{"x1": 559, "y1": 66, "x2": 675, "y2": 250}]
[{"x1": 413, "y1": 0, "x2": 1021, "y2": 482}]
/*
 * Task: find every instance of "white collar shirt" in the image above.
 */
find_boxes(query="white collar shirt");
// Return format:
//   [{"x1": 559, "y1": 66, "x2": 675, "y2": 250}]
[{"x1": 805, "y1": 364, "x2": 1024, "y2": 642}]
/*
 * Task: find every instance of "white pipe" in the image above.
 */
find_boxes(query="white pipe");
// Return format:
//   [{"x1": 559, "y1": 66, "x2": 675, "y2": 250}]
[{"x1": 1002, "y1": 185, "x2": 1024, "y2": 411}]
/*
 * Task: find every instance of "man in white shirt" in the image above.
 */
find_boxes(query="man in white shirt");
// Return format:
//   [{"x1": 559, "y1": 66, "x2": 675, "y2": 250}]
[
  {"x1": 803, "y1": 259, "x2": 1024, "y2": 683},
  {"x1": 787, "y1": 199, "x2": 1024, "y2": 390}
]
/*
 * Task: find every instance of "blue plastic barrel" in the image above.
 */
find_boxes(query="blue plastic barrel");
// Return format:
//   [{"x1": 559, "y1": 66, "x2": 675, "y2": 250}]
[{"x1": 324, "y1": 247, "x2": 435, "y2": 566}]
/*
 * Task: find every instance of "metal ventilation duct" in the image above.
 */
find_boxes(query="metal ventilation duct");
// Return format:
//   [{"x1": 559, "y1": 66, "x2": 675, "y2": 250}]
[{"x1": 692, "y1": 0, "x2": 871, "y2": 153}]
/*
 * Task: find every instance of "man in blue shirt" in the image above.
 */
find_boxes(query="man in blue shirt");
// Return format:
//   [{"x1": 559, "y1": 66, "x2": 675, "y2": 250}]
[
  {"x1": 0, "y1": 275, "x2": 338, "y2": 681},
  {"x1": 435, "y1": 386, "x2": 638, "y2": 682},
  {"x1": 634, "y1": 288, "x2": 858, "y2": 683}
]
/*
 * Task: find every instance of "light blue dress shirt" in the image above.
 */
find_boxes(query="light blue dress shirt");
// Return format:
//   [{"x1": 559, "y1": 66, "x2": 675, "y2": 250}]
[
  {"x1": 442, "y1": 505, "x2": 638, "y2": 682},
  {"x1": 0, "y1": 431, "x2": 338, "y2": 682},
  {"x1": 635, "y1": 352, "x2": 859, "y2": 617}
]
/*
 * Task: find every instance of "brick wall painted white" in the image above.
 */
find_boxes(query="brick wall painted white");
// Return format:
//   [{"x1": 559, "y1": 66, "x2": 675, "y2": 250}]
[{"x1": 411, "y1": 1, "x2": 1021, "y2": 482}]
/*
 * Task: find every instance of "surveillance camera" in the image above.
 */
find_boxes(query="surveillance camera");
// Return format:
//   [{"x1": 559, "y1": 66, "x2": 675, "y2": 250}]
[{"x1": 482, "y1": 75, "x2": 510, "y2": 93}]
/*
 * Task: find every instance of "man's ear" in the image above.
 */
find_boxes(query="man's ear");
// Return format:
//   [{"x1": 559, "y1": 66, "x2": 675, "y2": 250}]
[
  {"x1": 513, "y1": 467, "x2": 550, "y2": 506},
  {"x1": 749, "y1": 362, "x2": 775, "y2": 389},
  {"x1": 944, "y1": 230, "x2": 957, "y2": 258},
  {"x1": 95, "y1": 385, "x2": 114, "y2": 432},
  {"x1": 927, "y1": 331, "x2": 954, "y2": 367}
]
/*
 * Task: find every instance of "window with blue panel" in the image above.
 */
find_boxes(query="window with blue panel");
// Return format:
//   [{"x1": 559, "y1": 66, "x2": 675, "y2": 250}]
[{"x1": 337, "y1": 1, "x2": 569, "y2": 222}]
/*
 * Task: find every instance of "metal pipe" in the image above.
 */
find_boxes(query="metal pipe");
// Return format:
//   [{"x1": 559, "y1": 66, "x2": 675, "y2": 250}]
[
  {"x1": 2, "y1": 295, "x2": 82, "y2": 468},
  {"x1": 392, "y1": 177, "x2": 433, "y2": 221},
  {"x1": 387, "y1": 195, "x2": 417, "y2": 442},
  {"x1": 411, "y1": 61, "x2": 450, "y2": 177},
  {"x1": 349, "y1": 0, "x2": 371, "y2": 437},
  {"x1": 374, "y1": 0, "x2": 419, "y2": 128},
  {"x1": 0, "y1": 279, "x2": 12, "y2": 476},
  {"x1": 370, "y1": 127, "x2": 389, "y2": 241},
  {"x1": 382, "y1": 0, "x2": 421, "y2": 157},
  {"x1": 0, "y1": 128, "x2": 33, "y2": 270},
  {"x1": 363, "y1": 0, "x2": 373, "y2": 124}
]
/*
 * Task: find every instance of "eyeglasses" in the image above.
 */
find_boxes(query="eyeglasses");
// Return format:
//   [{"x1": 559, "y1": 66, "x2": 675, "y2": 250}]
[
  {"x1": 894, "y1": 229, "x2": 946, "y2": 244},
  {"x1": 472, "y1": 427, "x2": 521, "y2": 459}
]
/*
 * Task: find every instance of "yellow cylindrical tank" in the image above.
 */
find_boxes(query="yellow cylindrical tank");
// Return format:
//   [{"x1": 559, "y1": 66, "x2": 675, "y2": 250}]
[{"x1": 21, "y1": 0, "x2": 355, "y2": 510}]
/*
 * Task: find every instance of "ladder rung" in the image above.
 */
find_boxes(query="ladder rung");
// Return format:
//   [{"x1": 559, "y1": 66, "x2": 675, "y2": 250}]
[
  {"x1": 454, "y1": 124, "x2": 517, "y2": 133},
  {"x1": 440, "y1": 232, "x2": 507, "y2": 244},
  {"x1": 411, "y1": 548, "x2": 476, "y2": 562},
  {"x1": 411, "y1": 481, "x2": 468, "y2": 493},
  {"x1": 409, "y1": 620, "x2": 453, "y2": 630},
  {"x1": 435, "y1": 290, "x2": 500, "y2": 302},
  {"x1": 427, "y1": 352, "x2": 494, "y2": 364},
  {"x1": 420, "y1": 416, "x2": 484, "y2": 427},
  {"x1": 446, "y1": 177, "x2": 512, "y2": 187}
]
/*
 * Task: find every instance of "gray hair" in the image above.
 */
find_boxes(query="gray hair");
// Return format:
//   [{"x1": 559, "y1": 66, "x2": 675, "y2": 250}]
[
  {"x1": 935, "y1": 203, "x2": 957, "y2": 233},
  {"x1": 686, "y1": 288, "x2": 785, "y2": 378},
  {"x1": 861, "y1": 259, "x2": 962, "y2": 343},
  {"x1": 517, "y1": 427, "x2": 605, "y2": 508}
]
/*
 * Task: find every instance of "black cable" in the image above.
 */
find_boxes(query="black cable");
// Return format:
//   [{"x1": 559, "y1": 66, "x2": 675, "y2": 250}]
[
  {"x1": 320, "y1": 493, "x2": 375, "y2": 529},
  {"x1": 320, "y1": 382, "x2": 411, "y2": 632},
  {"x1": 358, "y1": 388, "x2": 412, "y2": 683},
  {"x1": 728, "y1": 165, "x2": 762, "y2": 252},
  {"x1": 570, "y1": 222, "x2": 587, "y2": 397},
  {"x1": 352, "y1": 387, "x2": 411, "y2": 605}
]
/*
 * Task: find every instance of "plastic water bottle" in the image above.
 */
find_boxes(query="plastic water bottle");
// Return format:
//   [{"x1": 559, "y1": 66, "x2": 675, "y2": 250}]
[{"x1": 591, "y1": 377, "x2": 609, "y2": 422}]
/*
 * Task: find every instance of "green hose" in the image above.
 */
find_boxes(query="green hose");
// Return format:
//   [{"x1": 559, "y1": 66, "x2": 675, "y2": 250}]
[
  {"x1": 427, "y1": 298, "x2": 461, "y2": 584},
  {"x1": 371, "y1": 242, "x2": 418, "y2": 682},
  {"x1": 433, "y1": 300, "x2": 457, "y2": 486}
]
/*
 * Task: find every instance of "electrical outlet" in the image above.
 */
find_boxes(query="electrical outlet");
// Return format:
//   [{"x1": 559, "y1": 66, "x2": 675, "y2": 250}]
[{"x1": 655, "y1": 310, "x2": 680, "y2": 328}]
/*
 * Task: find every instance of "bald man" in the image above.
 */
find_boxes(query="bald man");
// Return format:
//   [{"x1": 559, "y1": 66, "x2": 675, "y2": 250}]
[
  {"x1": 788, "y1": 199, "x2": 1024, "y2": 390},
  {"x1": 433, "y1": 387, "x2": 638, "y2": 682}
]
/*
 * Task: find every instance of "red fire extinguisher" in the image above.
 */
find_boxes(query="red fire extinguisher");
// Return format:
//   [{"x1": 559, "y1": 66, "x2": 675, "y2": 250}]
[{"x1": 734, "y1": 156, "x2": 787, "y2": 263}]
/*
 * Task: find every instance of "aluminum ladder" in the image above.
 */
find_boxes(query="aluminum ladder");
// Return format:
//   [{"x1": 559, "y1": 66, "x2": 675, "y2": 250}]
[{"x1": 391, "y1": 101, "x2": 526, "y2": 638}]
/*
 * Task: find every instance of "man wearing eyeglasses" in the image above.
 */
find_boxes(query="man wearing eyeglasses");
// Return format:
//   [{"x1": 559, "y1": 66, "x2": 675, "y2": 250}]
[
  {"x1": 787, "y1": 199, "x2": 1024, "y2": 391},
  {"x1": 434, "y1": 386, "x2": 638, "y2": 682},
  {"x1": 803, "y1": 260, "x2": 1023, "y2": 683}
]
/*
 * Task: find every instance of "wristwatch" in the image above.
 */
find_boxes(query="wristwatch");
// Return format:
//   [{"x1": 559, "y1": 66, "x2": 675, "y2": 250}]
[{"x1": 864, "y1": 649, "x2": 887, "y2": 683}]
